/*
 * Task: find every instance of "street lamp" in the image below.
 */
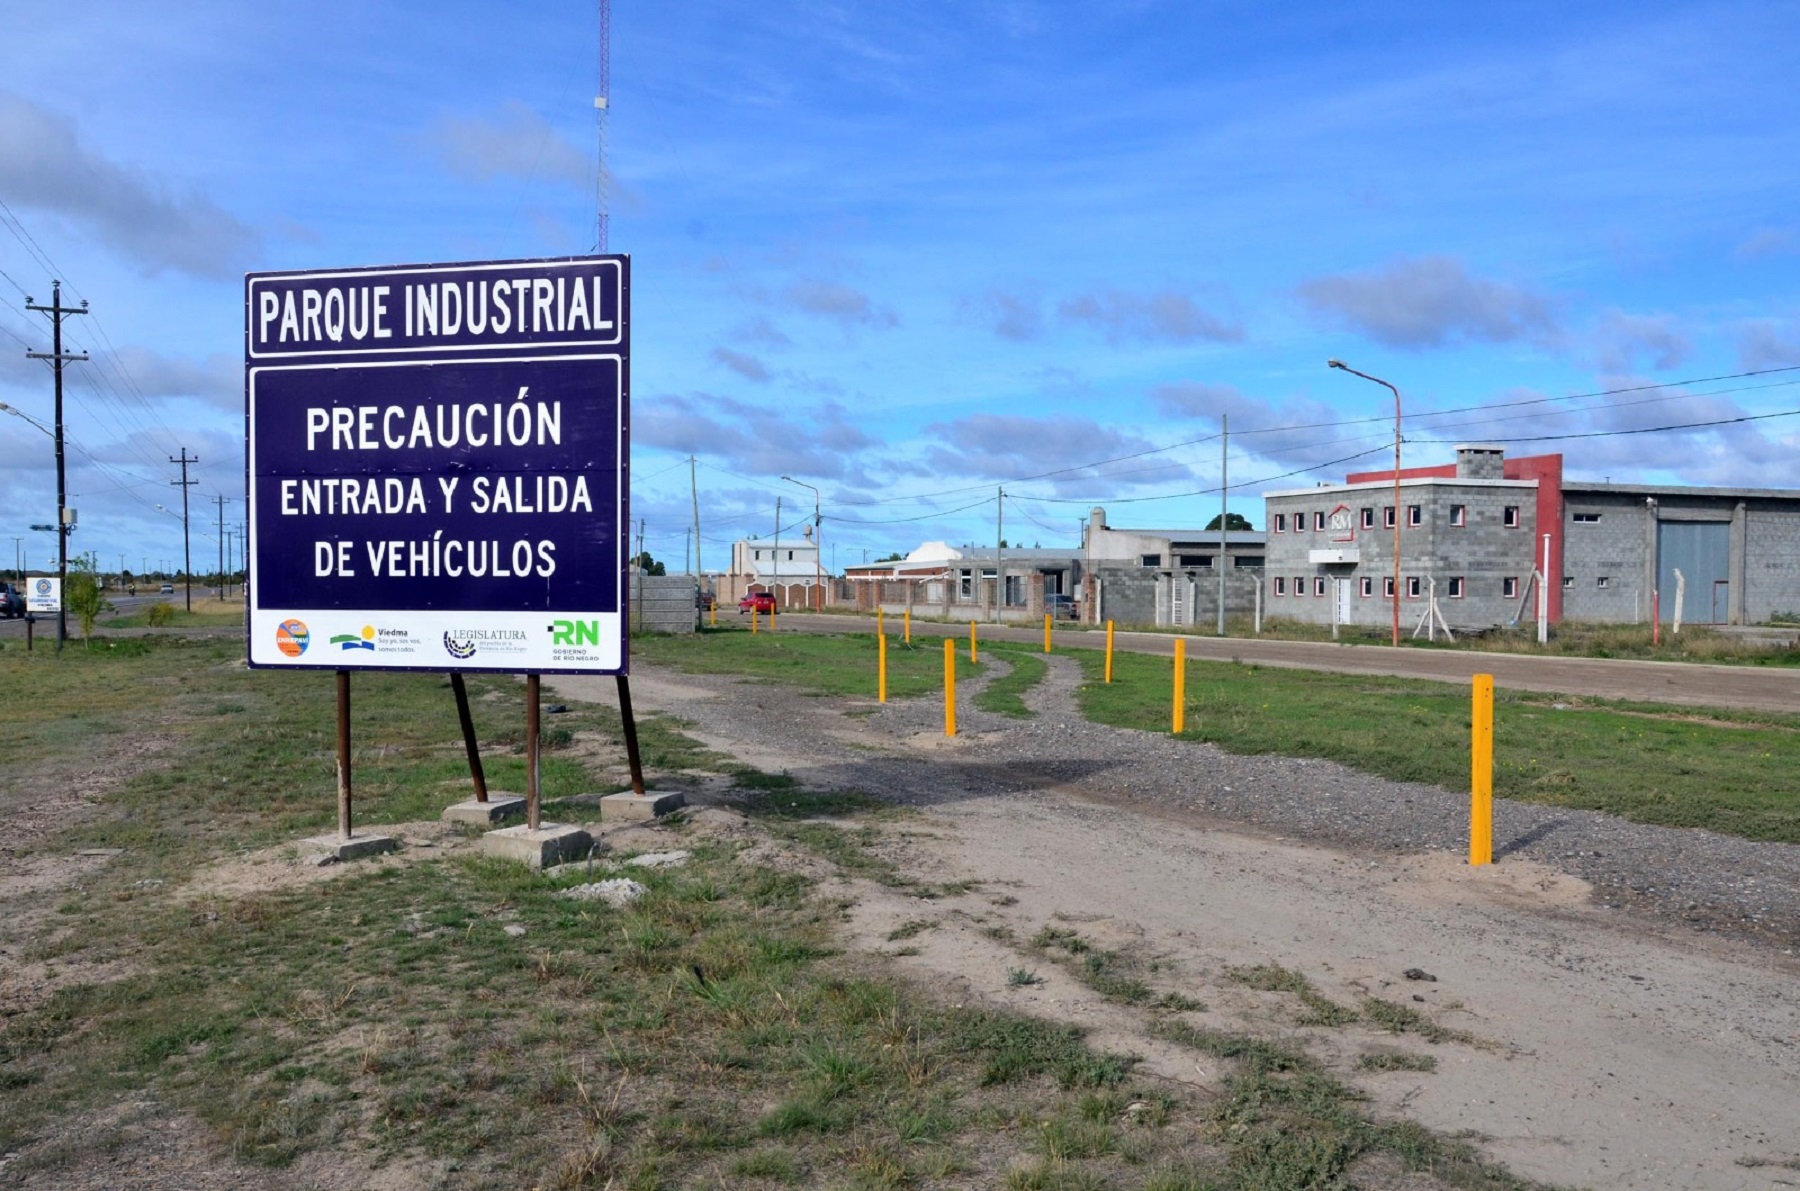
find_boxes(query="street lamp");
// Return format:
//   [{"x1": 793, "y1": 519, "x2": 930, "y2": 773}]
[
  {"x1": 780, "y1": 475, "x2": 822, "y2": 610},
  {"x1": 1327, "y1": 359, "x2": 1403, "y2": 648}
]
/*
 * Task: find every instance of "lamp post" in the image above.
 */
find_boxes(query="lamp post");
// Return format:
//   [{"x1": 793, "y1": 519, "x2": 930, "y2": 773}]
[
  {"x1": 781, "y1": 475, "x2": 822, "y2": 610},
  {"x1": 1327, "y1": 359, "x2": 1402, "y2": 648}
]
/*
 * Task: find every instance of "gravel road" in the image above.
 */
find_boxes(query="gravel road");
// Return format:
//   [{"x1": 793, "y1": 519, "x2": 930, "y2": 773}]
[
  {"x1": 774, "y1": 611, "x2": 1800, "y2": 714},
  {"x1": 563, "y1": 648, "x2": 1800, "y2": 954}
]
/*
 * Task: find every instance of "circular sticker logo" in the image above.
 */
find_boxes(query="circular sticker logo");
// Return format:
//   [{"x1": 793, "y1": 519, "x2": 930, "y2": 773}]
[
  {"x1": 34, "y1": 578, "x2": 51, "y2": 596},
  {"x1": 276, "y1": 618, "x2": 310, "y2": 657}
]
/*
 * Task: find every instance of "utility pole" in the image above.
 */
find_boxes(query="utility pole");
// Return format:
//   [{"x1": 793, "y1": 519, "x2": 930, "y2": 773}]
[
  {"x1": 772, "y1": 497, "x2": 782, "y2": 607},
  {"x1": 223, "y1": 530, "x2": 233, "y2": 597},
  {"x1": 1217, "y1": 415, "x2": 1228, "y2": 636},
  {"x1": 11, "y1": 538, "x2": 20, "y2": 582},
  {"x1": 170, "y1": 449, "x2": 198, "y2": 611},
  {"x1": 689, "y1": 456, "x2": 702, "y2": 581},
  {"x1": 995, "y1": 486, "x2": 1004, "y2": 624},
  {"x1": 213, "y1": 493, "x2": 233, "y2": 600},
  {"x1": 25, "y1": 280, "x2": 90, "y2": 651}
]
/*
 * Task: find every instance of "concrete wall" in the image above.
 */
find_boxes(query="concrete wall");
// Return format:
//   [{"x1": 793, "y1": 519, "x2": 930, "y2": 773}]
[
  {"x1": 1092, "y1": 564, "x2": 1262, "y2": 627},
  {"x1": 630, "y1": 572, "x2": 700, "y2": 634}
]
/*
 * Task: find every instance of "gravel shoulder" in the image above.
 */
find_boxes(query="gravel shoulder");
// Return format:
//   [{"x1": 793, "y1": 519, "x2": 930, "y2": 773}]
[{"x1": 553, "y1": 650, "x2": 1800, "y2": 1191}]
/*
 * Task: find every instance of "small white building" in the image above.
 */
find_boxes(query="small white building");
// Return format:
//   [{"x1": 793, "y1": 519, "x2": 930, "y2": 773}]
[{"x1": 725, "y1": 526, "x2": 823, "y2": 608}]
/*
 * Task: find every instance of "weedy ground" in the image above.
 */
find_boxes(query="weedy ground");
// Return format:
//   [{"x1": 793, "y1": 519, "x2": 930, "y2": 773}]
[{"x1": 0, "y1": 630, "x2": 1562, "y2": 1188}]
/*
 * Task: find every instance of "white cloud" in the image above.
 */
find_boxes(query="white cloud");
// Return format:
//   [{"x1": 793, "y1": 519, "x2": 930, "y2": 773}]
[
  {"x1": 0, "y1": 90, "x2": 258, "y2": 278},
  {"x1": 1298, "y1": 256, "x2": 1558, "y2": 350},
  {"x1": 1057, "y1": 289, "x2": 1242, "y2": 345},
  {"x1": 424, "y1": 100, "x2": 592, "y2": 189},
  {"x1": 1593, "y1": 311, "x2": 1690, "y2": 374},
  {"x1": 785, "y1": 278, "x2": 898, "y2": 327}
]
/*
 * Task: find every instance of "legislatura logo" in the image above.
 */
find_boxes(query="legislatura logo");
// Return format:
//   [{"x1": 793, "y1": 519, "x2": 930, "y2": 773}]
[
  {"x1": 275, "y1": 618, "x2": 310, "y2": 657},
  {"x1": 443, "y1": 632, "x2": 478, "y2": 660}
]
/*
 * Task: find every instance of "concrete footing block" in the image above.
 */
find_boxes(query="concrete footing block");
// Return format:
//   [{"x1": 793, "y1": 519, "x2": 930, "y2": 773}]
[
  {"x1": 299, "y1": 833, "x2": 399, "y2": 863},
  {"x1": 600, "y1": 790, "x2": 687, "y2": 822},
  {"x1": 479, "y1": 823, "x2": 593, "y2": 869},
  {"x1": 441, "y1": 795, "x2": 527, "y2": 825}
]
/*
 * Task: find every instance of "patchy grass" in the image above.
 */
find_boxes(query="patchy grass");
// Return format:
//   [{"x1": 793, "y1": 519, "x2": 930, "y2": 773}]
[
  {"x1": 1231, "y1": 615, "x2": 1800, "y2": 667},
  {"x1": 1076, "y1": 649, "x2": 1800, "y2": 844},
  {"x1": 632, "y1": 628, "x2": 984, "y2": 701},
  {"x1": 976, "y1": 646, "x2": 1049, "y2": 718},
  {"x1": 1226, "y1": 964, "x2": 1358, "y2": 1028}
]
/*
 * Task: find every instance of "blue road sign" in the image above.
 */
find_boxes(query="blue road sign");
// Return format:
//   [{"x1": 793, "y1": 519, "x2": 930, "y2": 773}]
[{"x1": 244, "y1": 256, "x2": 629, "y2": 673}]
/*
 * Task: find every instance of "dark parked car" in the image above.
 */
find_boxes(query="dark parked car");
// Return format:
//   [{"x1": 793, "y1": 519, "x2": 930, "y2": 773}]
[
  {"x1": 1044, "y1": 593, "x2": 1078, "y2": 620},
  {"x1": 738, "y1": 591, "x2": 777, "y2": 614},
  {"x1": 0, "y1": 583, "x2": 23, "y2": 619}
]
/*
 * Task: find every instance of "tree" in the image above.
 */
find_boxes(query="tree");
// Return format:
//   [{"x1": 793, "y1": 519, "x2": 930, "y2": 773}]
[
  {"x1": 876, "y1": 552, "x2": 904, "y2": 562},
  {"x1": 65, "y1": 555, "x2": 110, "y2": 643},
  {"x1": 1205, "y1": 513, "x2": 1254, "y2": 532},
  {"x1": 633, "y1": 551, "x2": 666, "y2": 576}
]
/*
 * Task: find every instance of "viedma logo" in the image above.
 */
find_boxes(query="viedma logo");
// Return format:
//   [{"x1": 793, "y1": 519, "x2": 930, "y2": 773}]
[
  {"x1": 330, "y1": 626, "x2": 377, "y2": 651},
  {"x1": 275, "y1": 619, "x2": 310, "y2": 657},
  {"x1": 549, "y1": 619, "x2": 602, "y2": 645}
]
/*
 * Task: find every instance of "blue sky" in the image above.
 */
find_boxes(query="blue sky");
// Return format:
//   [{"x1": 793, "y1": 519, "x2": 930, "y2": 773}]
[{"x1": 2, "y1": 0, "x2": 1797, "y2": 576}]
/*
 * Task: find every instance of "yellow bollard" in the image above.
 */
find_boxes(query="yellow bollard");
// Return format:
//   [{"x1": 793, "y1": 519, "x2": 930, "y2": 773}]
[
  {"x1": 710, "y1": 603, "x2": 716, "y2": 627},
  {"x1": 878, "y1": 607, "x2": 884, "y2": 637},
  {"x1": 1471, "y1": 674, "x2": 1494, "y2": 866},
  {"x1": 969, "y1": 622, "x2": 978, "y2": 662},
  {"x1": 1044, "y1": 613, "x2": 1052, "y2": 653},
  {"x1": 771, "y1": 599, "x2": 777, "y2": 630},
  {"x1": 1172, "y1": 638, "x2": 1186, "y2": 734},
  {"x1": 904, "y1": 607, "x2": 911, "y2": 643},
  {"x1": 1105, "y1": 620, "x2": 1115, "y2": 683},
  {"x1": 878, "y1": 633, "x2": 888, "y2": 703},
  {"x1": 943, "y1": 638, "x2": 956, "y2": 736},
  {"x1": 751, "y1": 607, "x2": 758, "y2": 634}
]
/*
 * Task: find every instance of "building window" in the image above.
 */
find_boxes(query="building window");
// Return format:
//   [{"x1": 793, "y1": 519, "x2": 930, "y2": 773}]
[
  {"x1": 1449, "y1": 504, "x2": 1466, "y2": 526},
  {"x1": 1178, "y1": 554, "x2": 1213, "y2": 568},
  {"x1": 1292, "y1": 576, "x2": 1305, "y2": 595},
  {"x1": 1503, "y1": 505, "x2": 1520, "y2": 528},
  {"x1": 1447, "y1": 577, "x2": 1465, "y2": 598},
  {"x1": 1406, "y1": 576, "x2": 1422, "y2": 599},
  {"x1": 1360, "y1": 507, "x2": 1375, "y2": 529},
  {"x1": 1313, "y1": 576, "x2": 1327, "y2": 597},
  {"x1": 1383, "y1": 506, "x2": 1396, "y2": 528},
  {"x1": 1235, "y1": 555, "x2": 1264, "y2": 567},
  {"x1": 1313, "y1": 511, "x2": 1325, "y2": 531},
  {"x1": 1503, "y1": 576, "x2": 1518, "y2": 599},
  {"x1": 1562, "y1": 575, "x2": 1574, "y2": 589},
  {"x1": 1274, "y1": 577, "x2": 1286, "y2": 596},
  {"x1": 1597, "y1": 576, "x2": 1610, "y2": 588},
  {"x1": 787, "y1": 550, "x2": 794, "y2": 560},
  {"x1": 959, "y1": 571, "x2": 972, "y2": 598},
  {"x1": 1407, "y1": 504, "x2": 1422, "y2": 527},
  {"x1": 1384, "y1": 576, "x2": 1396, "y2": 598},
  {"x1": 1573, "y1": 512, "x2": 1601, "y2": 524},
  {"x1": 754, "y1": 550, "x2": 762, "y2": 561},
  {"x1": 1360, "y1": 576, "x2": 1373, "y2": 597},
  {"x1": 1274, "y1": 513, "x2": 1286, "y2": 533},
  {"x1": 1141, "y1": 554, "x2": 1161, "y2": 567}
]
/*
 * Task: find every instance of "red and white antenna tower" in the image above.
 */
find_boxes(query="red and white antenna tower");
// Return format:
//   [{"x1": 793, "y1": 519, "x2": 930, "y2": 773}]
[{"x1": 594, "y1": 0, "x2": 611, "y2": 253}]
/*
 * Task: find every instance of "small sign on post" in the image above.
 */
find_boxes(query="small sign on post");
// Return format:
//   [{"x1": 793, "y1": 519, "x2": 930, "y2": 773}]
[{"x1": 25, "y1": 577, "x2": 60, "y2": 615}]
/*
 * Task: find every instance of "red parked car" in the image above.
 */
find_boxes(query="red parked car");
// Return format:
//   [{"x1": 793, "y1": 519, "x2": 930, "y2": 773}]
[{"x1": 738, "y1": 591, "x2": 777, "y2": 614}]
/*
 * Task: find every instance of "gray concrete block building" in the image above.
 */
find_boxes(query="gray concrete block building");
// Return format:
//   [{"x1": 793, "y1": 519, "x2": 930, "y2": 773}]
[
  {"x1": 1262, "y1": 445, "x2": 1800, "y2": 630},
  {"x1": 1083, "y1": 507, "x2": 1266, "y2": 627}
]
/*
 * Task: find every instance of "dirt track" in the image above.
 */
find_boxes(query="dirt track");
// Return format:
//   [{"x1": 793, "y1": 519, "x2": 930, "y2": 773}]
[
  {"x1": 773, "y1": 612, "x2": 1800, "y2": 714},
  {"x1": 553, "y1": 651, "x2": 1800, "y2": 1191}
]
